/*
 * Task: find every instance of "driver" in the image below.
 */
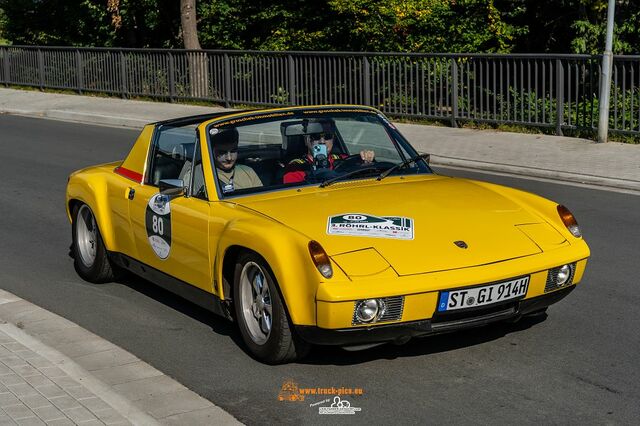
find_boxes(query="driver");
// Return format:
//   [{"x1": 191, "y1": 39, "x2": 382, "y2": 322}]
[{"x1": 283, "y1": 120, "x2": 375, "y2": 184}]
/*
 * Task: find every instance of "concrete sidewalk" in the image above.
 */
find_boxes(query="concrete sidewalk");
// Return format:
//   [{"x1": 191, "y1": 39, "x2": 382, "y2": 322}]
[
  {"x1": 1, "y1": 88, "x2": 639, "y2": 193},
  {"x1": 0, "y1": 290, "x2": 240, "y2": 425}
]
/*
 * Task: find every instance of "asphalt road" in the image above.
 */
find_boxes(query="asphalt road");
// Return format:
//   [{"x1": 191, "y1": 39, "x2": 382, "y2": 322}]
[{"x1": 1, "y1": 114, "x2": 639, "y2": 425}]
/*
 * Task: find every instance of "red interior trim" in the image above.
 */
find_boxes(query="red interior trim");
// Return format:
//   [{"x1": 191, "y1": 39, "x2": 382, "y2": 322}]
[{"x1": 115, "y1": 166, "x2": 143, "y2": 183}]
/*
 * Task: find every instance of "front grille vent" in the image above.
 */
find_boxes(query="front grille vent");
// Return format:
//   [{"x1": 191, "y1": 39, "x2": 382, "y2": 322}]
[{"x1": 545, "y1": 262, "x2": 576, "y2": 293}]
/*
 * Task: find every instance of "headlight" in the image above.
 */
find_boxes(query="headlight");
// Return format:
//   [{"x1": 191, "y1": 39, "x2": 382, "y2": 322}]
[
  {"x1": 557, "y1": 205, "x2": 581, "y2": 238},
  {"x1": 308, "y1": 240, "x2": 333, "y2": 279},
  {"x1": 556, "y1": 264, "x2": 572, "y2": 286},
  {"x1": 355, "y1": 299, "x2": 380, "y2": 323}
]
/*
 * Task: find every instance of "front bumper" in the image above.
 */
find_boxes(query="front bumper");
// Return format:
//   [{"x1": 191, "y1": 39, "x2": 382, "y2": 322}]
[{"x1": 296, "y1": 285, "x2": 574, "y2": 346}]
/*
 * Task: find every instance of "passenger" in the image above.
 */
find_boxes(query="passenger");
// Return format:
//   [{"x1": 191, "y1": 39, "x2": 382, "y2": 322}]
[
  {"x1": 283, "y1": 121, "x2": 375, "y2": 184},
  {"x1": 212, "y1": 128, "x2": 262, "y2": 193}
]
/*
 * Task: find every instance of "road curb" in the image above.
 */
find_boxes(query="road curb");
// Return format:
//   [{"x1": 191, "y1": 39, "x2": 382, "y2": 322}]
[
  {"x1": 430, "y1": 156, "x2": 640, "y2": 194},
  {"x1": 0, "y1": 289, "x2": 242, "y2": 426}
]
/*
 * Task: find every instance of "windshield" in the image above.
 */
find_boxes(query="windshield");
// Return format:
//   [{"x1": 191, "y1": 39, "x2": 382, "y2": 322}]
[{"x1": 206, "y1": 109, "x2": 432, "y2": 197}]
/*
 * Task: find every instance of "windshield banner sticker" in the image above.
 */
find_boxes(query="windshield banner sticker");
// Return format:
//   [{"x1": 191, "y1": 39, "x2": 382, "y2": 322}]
[
  {"x1": 146, "y1": 194, "x2": 172, "y2": 259},
  {"x1": 327, "y1": 214, "x2": 414, "y2": 240}
]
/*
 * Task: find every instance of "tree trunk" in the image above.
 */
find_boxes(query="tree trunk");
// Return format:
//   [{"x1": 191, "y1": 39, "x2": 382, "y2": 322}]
[{"x1": 180, "y1": 0, "x2": 208, "y2": 98}]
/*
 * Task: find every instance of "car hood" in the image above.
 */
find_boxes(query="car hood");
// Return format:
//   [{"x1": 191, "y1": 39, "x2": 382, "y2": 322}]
[{"x1": 236, "y1": 176, "x2": 562, "y2": 276}]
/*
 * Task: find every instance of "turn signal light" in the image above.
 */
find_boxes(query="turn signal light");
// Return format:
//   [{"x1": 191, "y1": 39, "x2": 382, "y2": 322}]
[
  {"x1": 308, "y1": 241, "x2": 333, "y2": 278},
  {"x1": 557, "y1": 205, "x2": 581, "y2": 238}
]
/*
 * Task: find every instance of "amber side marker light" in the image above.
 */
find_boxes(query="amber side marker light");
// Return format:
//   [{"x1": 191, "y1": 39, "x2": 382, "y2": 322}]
[
  {"x1": 558, "y1": 205, "x2": 582, "y2": 238},
  {"x1": 308, "y1": 240, "x2": 333, "y2": 278}
]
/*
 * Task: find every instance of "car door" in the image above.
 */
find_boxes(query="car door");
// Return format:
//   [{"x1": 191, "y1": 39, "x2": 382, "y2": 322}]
[{"x1": 128, "y1": 123, "x2": 214, "y2": 293}]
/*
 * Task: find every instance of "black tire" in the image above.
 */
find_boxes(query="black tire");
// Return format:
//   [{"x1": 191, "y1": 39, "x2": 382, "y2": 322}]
[
  {"x1": 233, "y1": 252, "x2": 309, "y2": 364},
  {"x1": 71, "y1": 203, "x2": 114, "y2": 283}
]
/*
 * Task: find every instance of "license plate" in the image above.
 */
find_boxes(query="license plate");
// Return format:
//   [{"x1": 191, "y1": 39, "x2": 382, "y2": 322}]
[{"x1": 437, "y1": 276, "x2": 530, "y2": 312}]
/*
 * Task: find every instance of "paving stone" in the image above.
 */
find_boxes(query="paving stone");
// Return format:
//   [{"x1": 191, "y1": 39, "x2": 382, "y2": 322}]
[
  {"x1": 3, "y1": 404, "x2": 34, "y2": 421},
  {"x1": 9, "y1": 367, "x2": 38, "y2": 379},
  {"x1": 0, "y1": 358, "x2": 27, "y2": 369},
  {"x1": 60, "y1": 406, "x2": 96, "y2": 424},
  {"x1": 0, "y1": 375, "x2": 24, "y2": 387},
  {"x1": 34, "y1": 369, "x2": 64, "y2": 381},
  {"x1": 111, "y1": 375, "x2": 186, "y2": 402},
  {"x1": 20, "y1": 356, "x2": 47, "y2": 370},
  {"x1": 73, "y1": 350, "x2": 138, "y2": 373},
  {"x1": 6, "y1": 384, "x2": 38, "y2": 398},
  {"x1": 77, "y1": 397, "x2": 111, "y2": 414},
  {"x1": 44, "y1": 419, "x2": 75, "y2": 426},
  {"x1": 18, "y1": 395, "x2": 49, "y2": 411},
  {"x1": 0, "y1": 364, "x2": 13, "y2": 375},
  {"x1": 60, "y1": 387, "x2": 93, "y2": 401},
  {"x1": 92, "y1": 408, "x2": 128, "y2": 425},
  {"x1": 23, "y1": 377, "x2": 52, "y2": 389},
  {"x1": 161, "y1": 406, "x2": 240, "y2": 426},
  {"x1": 2, "y1": 344, "x2": 27, "y2": 354},
  {"x1": 0, "y1": 412, "x2": 15, "y2": 426},
  {"x1": 75, "y1": 420, "x2": 103, "y2": 426},
  {"x1": 0, "y1": 349, "x2": 13, "y2": 358},
  {"x1": 32, "y1": 405, "x2": 65, "y2": 422},
  {"x1": 0, "y1": 392, "x2": 20, "y2": 408},
  {"x1": 47, "y1": 378, "x2": 78, "y2": 391},
  {"x1": 0, "y1": 386, "x2": 7, "y2": 394},
  {"x1": 91, "y1": 361, "x2": 162, "y2": 386},
  {"x1": 136, "y1": 390, "x2": 210, "y2": 419},
  {"x1": 47, "y1": 396, "x2": 80, "y2": 412},
  {"x1": 15, "y1": 417, "x2": 45, "y2": 426},
  {"x1": 33, "y1": 386, "x2": 65, "y2": 400}
]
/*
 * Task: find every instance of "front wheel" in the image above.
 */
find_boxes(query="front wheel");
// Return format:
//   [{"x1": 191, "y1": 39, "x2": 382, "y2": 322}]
[
  {"x1": 72, "y1": 203, "x2": 114, "y2": 283},
  {"x1": 233, "y1": 252, "x2": 309, "y2": 364}
]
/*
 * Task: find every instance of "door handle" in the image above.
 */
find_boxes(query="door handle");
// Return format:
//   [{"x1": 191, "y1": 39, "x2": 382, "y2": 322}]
[{"x1": 128, "y1": 188, "x2": 135, "y2": 200}]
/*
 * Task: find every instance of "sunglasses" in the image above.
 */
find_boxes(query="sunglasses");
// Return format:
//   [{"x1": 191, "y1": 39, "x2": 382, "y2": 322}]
[{"x1": 309, "y1": 132, "x2": 334, "y2": 142}]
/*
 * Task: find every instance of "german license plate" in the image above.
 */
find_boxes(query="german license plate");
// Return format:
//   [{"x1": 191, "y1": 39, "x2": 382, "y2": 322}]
[{"x1": 437, "y1": 276, "x2": 530, "y2": 312}]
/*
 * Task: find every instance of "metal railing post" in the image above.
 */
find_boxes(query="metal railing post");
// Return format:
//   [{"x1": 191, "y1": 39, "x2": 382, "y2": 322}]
[
  {"x1": 75, "y1": 49, "x2": 84, "y2": 94},
  {"x1": 119, "y1": 50, "x2": 127, "y2": 99},
  {"x1": 168, "y1": 52, "x2": 175, "y2": 103},
  {"x1": 555, "y1": 59, "x2": 564, "y2": 136},
  {"x1": 2, "y1": 47, "x2": 9, "y2": 87},
  {"x1": 363, "y1": 56, "x2": 371, "y2": 106},
  {"x1": 450, "y1": 57, "x2": 459, "y2": 128},
  {"x1": 37, "y1": 48, "x2": 45, "y2": 91},
  {"x1": 223, "y1": 53, "x2": 231, "y2": 108},
  {"x1": 288, "y1": 54, "x2": 296, "y2": 106}
]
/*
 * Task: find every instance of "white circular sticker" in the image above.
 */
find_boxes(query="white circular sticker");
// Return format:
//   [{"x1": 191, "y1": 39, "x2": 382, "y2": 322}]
[{"x1": 145, "y1": 194, "x2": 172, "y2": 259}]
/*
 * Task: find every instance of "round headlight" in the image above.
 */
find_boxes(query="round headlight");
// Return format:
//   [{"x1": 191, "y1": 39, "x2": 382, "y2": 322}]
[
  {"x1": 556, "y1": 264, "x2": 572, "y2": 286},
  {"x1": 355, "y1": 299, "x2": 379, "y2": 323}
]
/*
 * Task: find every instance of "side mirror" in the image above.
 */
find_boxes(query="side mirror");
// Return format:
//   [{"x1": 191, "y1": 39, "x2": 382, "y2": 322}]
[{"x1": 159, "y1": 179, "x2": 186, "y2": 197}]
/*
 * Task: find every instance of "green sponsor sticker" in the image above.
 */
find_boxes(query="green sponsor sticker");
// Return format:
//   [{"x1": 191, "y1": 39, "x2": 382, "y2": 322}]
[{"x1": 327, "y1": 213, "x2": 414, "y2": 240}]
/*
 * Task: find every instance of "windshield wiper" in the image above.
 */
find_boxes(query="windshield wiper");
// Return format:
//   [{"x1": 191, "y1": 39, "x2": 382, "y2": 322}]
[
  {"x1": 376, "y1": 153, "x2": 431, "y2": 181},
  {"x1": 319, "y1": 166, "x2": 381, "y2": 188}
]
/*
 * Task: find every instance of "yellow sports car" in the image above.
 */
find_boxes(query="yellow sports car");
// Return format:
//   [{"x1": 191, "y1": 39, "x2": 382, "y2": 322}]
[{"x1": 66, "y1": 105, "x2": 590, "y2": 364}]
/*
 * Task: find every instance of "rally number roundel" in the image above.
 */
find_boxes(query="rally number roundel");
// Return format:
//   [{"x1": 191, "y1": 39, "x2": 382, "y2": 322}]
[{"x1": 145, "y1": 194, "x2": 172, "y2": 259}]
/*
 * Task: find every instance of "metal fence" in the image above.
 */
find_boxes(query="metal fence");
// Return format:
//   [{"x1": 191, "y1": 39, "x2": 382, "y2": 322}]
[{"x1": 1, "y1": 46, "x2": 639, "y2": 135}]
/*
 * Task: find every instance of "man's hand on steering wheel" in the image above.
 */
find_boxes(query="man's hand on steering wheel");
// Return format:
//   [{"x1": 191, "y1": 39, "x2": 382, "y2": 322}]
[{"x1": 359, "y1": 150, "x2": 375, "y2": 164}]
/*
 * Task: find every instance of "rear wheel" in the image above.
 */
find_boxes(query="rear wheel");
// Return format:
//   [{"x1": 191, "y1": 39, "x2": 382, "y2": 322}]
[
  {"x1": 72, "y1": 203, "x2": 114, "y2": 283},
  {"x1": 233, "y1": 252, "x2": 309, "y2": 364}
]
